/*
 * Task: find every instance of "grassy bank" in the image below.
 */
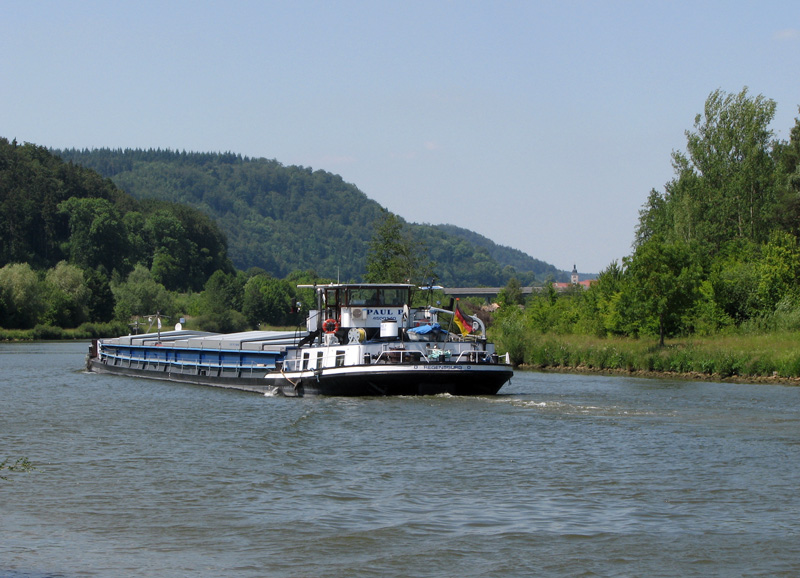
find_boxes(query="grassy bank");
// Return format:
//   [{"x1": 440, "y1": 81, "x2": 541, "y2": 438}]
[
  {"x1": 0, "y1": 321, "x2": 129, "y2": 342},
  {"x1": 511, "y1": 332, "x2": 800, "y2": 383}
]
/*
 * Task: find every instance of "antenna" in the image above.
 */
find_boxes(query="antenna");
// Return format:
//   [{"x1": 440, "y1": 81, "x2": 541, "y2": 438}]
[{"x1": 144, "y1": 311, "x2": 169, "y2": 341}]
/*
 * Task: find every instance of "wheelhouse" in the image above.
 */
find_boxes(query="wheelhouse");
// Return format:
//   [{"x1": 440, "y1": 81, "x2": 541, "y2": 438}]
[{"x1": 301, "y1": 283, "x2": 416, "y2": 339}]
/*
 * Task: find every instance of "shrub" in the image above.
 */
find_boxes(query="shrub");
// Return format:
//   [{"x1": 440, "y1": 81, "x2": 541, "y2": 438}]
[{"x1": 32, "y1": 324, "x2": 65, "y2": 340}]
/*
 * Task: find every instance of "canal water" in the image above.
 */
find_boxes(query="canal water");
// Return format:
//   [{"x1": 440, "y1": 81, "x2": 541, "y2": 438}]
[{"x1": 2, "y1": 341, "x2": 800, "y2": 577}]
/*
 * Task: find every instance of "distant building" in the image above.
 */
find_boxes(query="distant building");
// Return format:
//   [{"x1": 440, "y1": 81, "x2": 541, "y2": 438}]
[{"x1": 552, "y1": 264, "x2": 593, "y2": 291}]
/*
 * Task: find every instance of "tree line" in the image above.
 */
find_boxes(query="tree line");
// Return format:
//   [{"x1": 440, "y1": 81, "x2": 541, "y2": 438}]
[
  {"x1": 0, "y1": 139, "x2": 316, "y2": 332},
  {"x1": 494, "y1": 87, "x2": 800, "y2": 361},
  {"x1": 0, "y1": 257, "x2": 323, "y2": 335}
]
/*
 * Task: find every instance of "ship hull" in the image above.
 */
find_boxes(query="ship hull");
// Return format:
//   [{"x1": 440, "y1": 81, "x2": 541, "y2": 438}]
[
  {"x1": 88, "y1": 355, "x2": 512, "y2": 397},
  {"x1": 266, "y1": 362, "x2": 512, "y2": 397}
]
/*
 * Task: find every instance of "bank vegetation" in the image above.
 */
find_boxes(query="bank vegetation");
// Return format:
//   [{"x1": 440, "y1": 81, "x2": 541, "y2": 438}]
[{"x1": 490, "y1": 87, "x2": 800, "y2": 382}]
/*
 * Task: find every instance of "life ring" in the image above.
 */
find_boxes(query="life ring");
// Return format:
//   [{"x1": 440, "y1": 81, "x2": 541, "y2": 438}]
[{"x1": 322, "y1": 318, "x2": 340, "y2": 334}]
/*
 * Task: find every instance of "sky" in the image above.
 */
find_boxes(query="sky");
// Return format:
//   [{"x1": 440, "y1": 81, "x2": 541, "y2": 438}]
[{"x1": 2, "y1": 1, "x2": 799, "y2": 274}]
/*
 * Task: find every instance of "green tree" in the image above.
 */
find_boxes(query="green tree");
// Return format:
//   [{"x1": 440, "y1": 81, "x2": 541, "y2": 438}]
[
  {"x1": 493, "y1": 304, "x2": 527, "y2": 366},
  {"x1": 0, "y1": 262, "x2": 44, "y2": 328},
  {"x1": 774, "y1": 111, "x2": 800, "y2": 236},
  {"x1": 242, "y1": 275, "x2": 294, "y2": 327},
  {"x1": 84, "y1": 267, "x2": 115, "y2": 322},
  {"x1": 42, "y1": 261, "x2": 89, "y2": 327},
  {"x1": 706, "y1": 240, "x2": 761, "y2": 324},
  {"x1": 498, "y1": 277, "x2": 524, "y2": 306},
  {"x1": 200, "y1": 270, "x2": 244, "y2": 314},
  {"x1": 756, "y1": 230, "x2": 800, "y2": 312},
  {"x1": 624, "y1": 237, "x2": 702, "y2": 346},
  {"x1": 111, "y1": 265, "x2": 175, "y2": 321},
  {"x1": 122, "y1": 211, "x2": 149, "y2": 269},
  {"x1": 641, "y1": 88, "x2": 779, "y2": 253},
  {"x1": 58, "y1": 197, "x2": 128, "y2": 273},
  {"x1": 365, "y1": 211, "x2": 431, "y2": 283},
  {"x1": 142, "y1": 205, "x2": 233, "y2": 291},
  {"x1": 144, "y1": 210, "x2": 191, "y2": 290},
  {"x1": 524, "y1": 287, "x2": 583, "y2": 335},
  {"x1": 192, "y1": 270, "x2": 248, "y2": 333},
  {"x1": 580, "y1": 260, "x2": 626, "y2": 336},
  {"x1": 634, "y1": 189, "x2": 671, "y2": 246}
]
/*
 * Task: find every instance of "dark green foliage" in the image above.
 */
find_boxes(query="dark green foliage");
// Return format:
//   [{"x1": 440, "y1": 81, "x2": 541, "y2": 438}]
[
  {"x1": 74, "y1": 321, "x2": 129, "y2": 339},
  {"x1": 755, "y1": 230, "x2": 800, "y2": 312},
  {"x1": 193, "y1": 309, "x2": 249, "y2": 334},
  {"x1": 365, "y1": 211, "x2": 431, "y2": 283},
  {"x1": 32, "y1": 324, "x2": 66, "y2": 340},
  {"x1": 623, "y1": 237, "x2": 702, "y2": 345},
  {"x1": 0, "y1": 263, "x2": 43, "y2": 329},
  {"x1": 0, "y1": 139, "x2": 121, "y2": 268},
  {"x1": 140, "y1": 200, "x2": 233, "y2": 291},
  {"x1": 242, "y1": 274, "x2": 296, "y2": 327},
  {"x1": 201, "y1": 270, "x2": 245, "y2": 314},
  {"x1": 55, "y1": 148, "x2": 387, "y2": 280},
  {"x1": 706, "y1": 240, "x2": 761, "y2": 324},
  {"x1": 110, "y1": 265, "x2": 176, "y2": 321},
  {"x1": 191, "y1": 270, "x2": 252, "y2": 333},
  {"x1": 0, "y1": 138, "x2": 233, "y2": 297},
  {"x1": 497, "y1": 277, "x2": 524, "y2": 306},
  {"x1": 58, "y1": 197, "x2": 128, "y2": 273}
]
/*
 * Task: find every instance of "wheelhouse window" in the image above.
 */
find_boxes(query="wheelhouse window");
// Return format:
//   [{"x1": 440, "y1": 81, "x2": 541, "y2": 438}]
[
  {"x1": 346, "y1": 287, "x2": 409, "y2": 307},
  {"x1": 347, "y1": 288, "x2": 379, "y2": 306},
  {"x1": 381, "y1": 288, "x2": 408, "y2": 306},
  {"x1": 325, "y1": 288, "x2": 340, "y2": 308}
]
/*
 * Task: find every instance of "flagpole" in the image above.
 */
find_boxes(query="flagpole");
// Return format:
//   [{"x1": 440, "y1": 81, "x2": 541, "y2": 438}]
[{"x1": 445, "y1": 299, "x2": 456, "y2": 336}]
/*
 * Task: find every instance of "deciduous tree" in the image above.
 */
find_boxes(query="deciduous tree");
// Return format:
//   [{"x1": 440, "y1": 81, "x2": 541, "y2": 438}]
[
  {"x1": 58, "y1": 197, "x2": 128, "y2": 273},
  {"x1": 111, "y1": 265, "x2": 175, "y2": 321},
  {"x1": 757, "y1": 230, "x2": 800, "y2": 312},
  {"x1": 0, "y1": 262, "x2": 44, "y2": 328},
  {"x1": 642, "y1": 88, "x2": 779, "y2": 253},
  {"x1": 242, "y1": 274, "x2": 294, "y2": 327},
  {"x1": 624, "y1": 237, "x2": 701, "y2": 346},
  {"x1": 365, "y1": 211, "x2": 431, "y2": 283}
]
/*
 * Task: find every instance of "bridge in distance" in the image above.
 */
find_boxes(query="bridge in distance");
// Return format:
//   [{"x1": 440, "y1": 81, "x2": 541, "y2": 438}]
[{"x1": 442, "y1": 286, "x2": 539, "y2": 301}]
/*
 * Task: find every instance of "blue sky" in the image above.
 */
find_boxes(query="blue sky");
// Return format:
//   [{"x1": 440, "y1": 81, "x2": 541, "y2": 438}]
[{"x1": 2, "y1": 1, "x2": 799, "y2": 274}]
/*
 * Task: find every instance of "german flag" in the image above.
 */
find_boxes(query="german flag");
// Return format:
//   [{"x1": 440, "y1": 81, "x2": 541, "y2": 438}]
[{"x1": 453, "y1": 300, "x2": 474, "y2": 336}]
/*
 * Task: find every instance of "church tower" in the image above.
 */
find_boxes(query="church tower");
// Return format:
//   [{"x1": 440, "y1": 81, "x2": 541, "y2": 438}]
[{"x1": 571, "y1": 264, "x2": 579, "y2": 285}]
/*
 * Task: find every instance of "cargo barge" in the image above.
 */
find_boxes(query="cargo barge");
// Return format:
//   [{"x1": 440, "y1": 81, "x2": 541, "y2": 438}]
[{"x1": 87, "y1": 283, "x2": 513, "y2": 397}]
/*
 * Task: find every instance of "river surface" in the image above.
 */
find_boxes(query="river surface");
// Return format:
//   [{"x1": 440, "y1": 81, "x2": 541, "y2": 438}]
[{"x1": 2, "y1": 341, "x2": 800, "y2": 577}]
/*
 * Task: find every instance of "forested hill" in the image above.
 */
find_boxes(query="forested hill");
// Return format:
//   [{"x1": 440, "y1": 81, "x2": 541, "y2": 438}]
[
  {"x1": 433, "y1": 224, "x2": 560, "y2": 279},
  {"x1": 53, "y1": 148, "x2": 565, "y2": 285},
  {"x1": 0, "y1": 138, "x2": 232, "y2": 291}
]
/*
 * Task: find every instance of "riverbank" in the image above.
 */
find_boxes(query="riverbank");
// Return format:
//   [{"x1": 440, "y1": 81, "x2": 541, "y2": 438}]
[
  {"x1": 522, "y1": 363, "x2": 800, "y2": 386},
  {"x1": 505, "y1": 332, "x2": 800, "y2": 385},
  {"x1": 0, "y1": 322, "x2": 129, "y2": 341}
]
